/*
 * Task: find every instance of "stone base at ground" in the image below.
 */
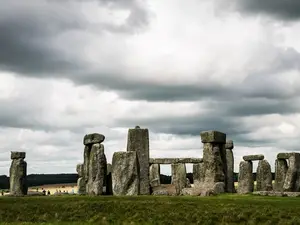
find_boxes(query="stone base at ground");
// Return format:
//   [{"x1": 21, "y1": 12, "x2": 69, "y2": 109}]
[{"x1": 253, "y1": 191, "x2": 300, "y2": 197}]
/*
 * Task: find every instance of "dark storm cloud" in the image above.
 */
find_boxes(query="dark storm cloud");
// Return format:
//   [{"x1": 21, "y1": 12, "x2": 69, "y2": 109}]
[
  {"x1": 234, "y1": 0, "x2": 300, "y2": 21},
  {"x1": 0, "y1": 0, "x2": 151, "y2": 75}
]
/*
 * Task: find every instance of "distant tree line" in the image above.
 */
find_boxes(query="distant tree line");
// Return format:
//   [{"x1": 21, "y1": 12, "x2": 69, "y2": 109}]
[{"x1": 0, "y1": 172, "x2": 276, "y2": 189}]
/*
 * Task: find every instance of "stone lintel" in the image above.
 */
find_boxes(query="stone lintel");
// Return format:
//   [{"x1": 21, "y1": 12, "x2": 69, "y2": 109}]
[
  {"x1": 225, "y1": 140, "x2": 234, "y2": 149},
  {"x1": 277, "y1": 152, "x2": 300, "y2": 160},
  {"x1": 11, "y1": 151, "x2": 26, "y2": 160},
  {"x1": 243, "y1": 154, "x2": 264, "y2": 161},
  {"x1": 83, "y1": 133, "x2": 105, "y2": 145},
  {"x1": 200, "y1": 131, "x2": 226, "y2": 143},
  {"x1": 149, "y1": 158, "x2": 203, "y2": 164}
]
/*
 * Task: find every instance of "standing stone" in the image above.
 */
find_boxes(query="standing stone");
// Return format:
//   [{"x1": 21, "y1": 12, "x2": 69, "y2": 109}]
[
  {"x1": 149, "y1": 164, "x2": 160, "y2": 188},
  {"x1": 127, "y1": 126, "x2": 150, "y2": 195},
  {"x1": 186, "y1": 178, "x2": 192, "y2": 188},
  {"x1": 200, "y1": 131, "x2": 227, "y2": 190},
  {"x1": 193, "y1": 162, "x2": 204, "y2": 186},
  {"x1": 83, "y1": 145, "x2": 90, "y2": 183},
  {"x1": 9, "y1": 152, "x2": 27, "y2": 196},
  {"x1": 112, "y1": 151, "x2": 140, "y2": 196},
  {"x1": 256, "y1": 160, "x2": 273, "y2": 191},
  {"x1": 86, "y1": 143, "x2": 107, "y2": 195},
  {"x1": 274, "y1": 159, "x2": 288, "y2": 192},
  {"x1": 76, "y1": 163, "x2": 86, "y2": 194},
  {"x1": 225, "y1": 140, "x2": 234, "y2": 193},
  {"x1": 283, "y1": 153, "x2": 300, "y2": 192},
  {"x1": 106, "y1": 163, "x2": 113, "y2": 195},
  {"x1": 171, "y1": 163, "x2": 187, "y2": 195},
  {"x1": 237, "y1": 161, "x2": 253, "y2": 194}
]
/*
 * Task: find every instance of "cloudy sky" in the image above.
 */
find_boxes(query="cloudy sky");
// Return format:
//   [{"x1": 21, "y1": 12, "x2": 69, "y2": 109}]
[{"x1": 1, "y1": 0, "x2": 300, "y2": 175}]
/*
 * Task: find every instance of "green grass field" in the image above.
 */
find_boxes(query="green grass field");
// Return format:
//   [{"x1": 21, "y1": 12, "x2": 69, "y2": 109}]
[{"x1": 1, "y1": 195, "x2": 300, "y2": 225}]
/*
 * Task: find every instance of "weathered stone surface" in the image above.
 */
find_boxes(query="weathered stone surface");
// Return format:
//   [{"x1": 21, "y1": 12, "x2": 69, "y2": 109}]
[
  {"x1": 284, "y1": 192, "x2": 300, "y2": 197},
  {"x1": 243, "y1": 154, "x2": 264, "y2": 161},
  {"x1": 283, "y1": 153, "x2": 300, "y2": 192},
  {"x1": 171, "y1": 163, "x2": 187, "y2": 195},
  {"x1": 186, "y1": 178, "x2": 191, "y2": 188},
  {"x1": 11, "y1": 152, "x2": 26, "y2": 160},
  {"x1": 86, "y1": 143, "x2": 107, "y2": 195},
  {"x1": 226, "y1": 148, "x2": 234, "y2": 193},
  {"x1": 253, "y1": 191, "x2": 286, "y2": 197},
  {"x1": 202, "y1": 143, "x2": 226, "y2": 189},
  {"x1": 127, "y1": 126, "x2": 150, "y2": 195},
  {"x1": 274, "y1": 159, "x2": 288, "y2": 192},
  {"x1": 106, "y1": 164, "x2": 112, "y2": 195},
  {"x1": 237, "y1": 161, "x2": 253, "y2": 194},
  {"x1": 200, "y1": 131, "x2": 226, "y2": 143},
  {"x1": 193, "y1": 162, "x2": 204, "y2": 186},
  {"x1": 200, "y1": 182, "x2": 225, "y2": 196},
  {"x1": 149, "y1": 158, "x2": 203, "y2": 164},
  {"x1": 149, "y1": 164, "x2": 160, "y2": 188},
  {"x1": 76, "y1": 164, "x2": 84, "y2": 177},
  {"x1": 256, "y1": 160, "x2": 273, "y2": 191},
  {"x1": 77, "y1": 177, "x2": 86, "y2": 194},
  {"x1": 277, "y1": 153, "x2": 291, "y2": 159},
  {"x1": 9, "y1": 158, "x2": 27, "y2": 196},
  {"x1": 225, "y1": 140, "x2": 234, "y2": 149},
  {"x1": 112, "y1": 151, "x2": 140, "y2": 196},
  {"x1": 83, "y1": 145, "x2": 90, "y2": 182},
  {"x1": 83, "y1": 133, "x2": 105, "y2": 145}
]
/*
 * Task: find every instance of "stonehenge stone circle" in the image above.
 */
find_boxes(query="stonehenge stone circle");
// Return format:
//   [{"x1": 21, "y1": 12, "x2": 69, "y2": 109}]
[
  {"x1": 274, "y1": 159, "x2": 288, "y2": 192},
  {"x1": 237, "y1": 161, "x2": 253, "y2": 194},
  {"x1": 112, "y1": 151, "x2": 140, "y2": 196},
  {"x1": 256, "y1": 160, "x2": 273, "y2": 191},
  {"x1": 9, "y1": 151, "x2": 28, "y2": 196},
  {"x1": 127, "y1": 126, "x2": 150, "y2": 195},
  {"x1": 225, "y1": 140, "x2": 234, "y2": 193},
  {"x1": 171, "y1": 163, "x2": 187, "y2": 195},
  {"x1": 75, "y1": 128, "x2": 300, "y2": 197},
  {"x1": 200, "y1": 131, "x2": 227, "y2": 190},
  {"x1": 243, "y1": 155, "x2": 264, "y2": 161},
  {"x1": 149, "y1": 164, "x2": 160, "y2": 188},
  {"x1": 77, "y1": 133, "x2": 108, "y2": 195}
]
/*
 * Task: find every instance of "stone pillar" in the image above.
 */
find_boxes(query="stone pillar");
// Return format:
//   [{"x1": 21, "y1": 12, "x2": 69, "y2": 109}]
[
  {"x1": 200, "y1": 131, "x2": 227, "y2": 190},
  {"x1": 283, "y1": 153, "x2": 300, "y2": 192},
  {"x1": 105, "y1": 163, "x2": 113, "y2": 195},
  {"x1": 256, "y1": 159, "x2": 273, "y2": 191},
  {"x1": 171, "y1": 163, "x2": 187, "y2": 195},
  {"x1": 274, "y1": 159, "x2": 288, "y2": 192},
  {"x1": 9, "y1": 152, "x2": 27, "y2": 196},
  {"x1": 82, "y1": 133, "x2": 106, "y2": 196},
  {"x1": 193, "y1": 162, "x2": 204, "y2": 187},
  {"x1": 225, "y1": 140, "x2": 234, "y2": 193},
  {"x1": 237, "y1": 161, "x2": 253, "y2": 194},
  {"x1": 112, "y1": 151, "x2": 140, "y2": 196},
  {"x1": 149, "y1": 164, "x2": 160, "y2": 188},
  {"x1": 76, "y1": 163, "x2": 86, "y2": 194},
  {"x1": 86, "y1": 143, "x2": 107, "y2": 195},
  {"x1": 127, "y1": 126, "x2": 150, "y2": 195}
]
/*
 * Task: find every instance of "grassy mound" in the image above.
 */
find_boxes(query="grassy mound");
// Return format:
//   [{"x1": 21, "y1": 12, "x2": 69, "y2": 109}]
[{"x1": 1, "y1": 194, "x2": 300, "y2": 224}]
